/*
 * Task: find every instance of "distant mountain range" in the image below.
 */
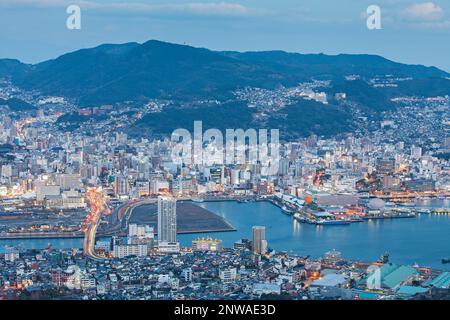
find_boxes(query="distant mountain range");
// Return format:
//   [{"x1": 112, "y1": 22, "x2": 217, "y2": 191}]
[
  {"x1": 1, "y1": 40, "x2": 449, "y2": 105},
  {"x1": 1, "y1": 40, "x2": 450, "y2": 138}
]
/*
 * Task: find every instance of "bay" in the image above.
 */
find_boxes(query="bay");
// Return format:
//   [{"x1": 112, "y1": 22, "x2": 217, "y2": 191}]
[{"x1": 1, "y1": 199, "x2": 449, "y2": 270}]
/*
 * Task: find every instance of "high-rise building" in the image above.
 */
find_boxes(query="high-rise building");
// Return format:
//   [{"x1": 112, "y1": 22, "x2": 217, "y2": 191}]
[
  {"x1": 57, "y1": 173, "x2": 81, "y2": 190},
  {"x1": 157, "y1": 196, "x2": 177, "y2": 243},
  {"x1": 411, "y1": 145, "x2": 422, "y2": 159},
  {"x1": 376, "y1": 158, "x2": 395, "y2": 175},
  {"x1": 114, "y1": 174, "x2": 129, "y2": 196},
  {"x1": 230, "y1": 169, "x2": 240, "y2": 185},
  {"x1": 252, "y1": 226, "x2": 267, "y2": 255}
]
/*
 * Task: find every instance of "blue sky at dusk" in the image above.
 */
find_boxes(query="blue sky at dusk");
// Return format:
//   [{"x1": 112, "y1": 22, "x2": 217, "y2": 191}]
[{"x1": 0, "y1": 0, "x2": 449, "y2": 71}]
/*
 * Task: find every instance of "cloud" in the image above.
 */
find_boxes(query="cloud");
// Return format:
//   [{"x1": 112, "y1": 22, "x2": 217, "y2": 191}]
[
  {"x1": 0, "y1": 0, "x2": 252, "y2": 17},
  {"x1": 402, "y1": 2, "x2": 444, "y2": 21}
]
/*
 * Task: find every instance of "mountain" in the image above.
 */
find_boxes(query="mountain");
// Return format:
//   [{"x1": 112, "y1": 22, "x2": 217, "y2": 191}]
[
  {"x1": 10, "y1": 41, "x2": 296, "y2": 105},
  {"x1": 2, "y1": 40, "x2": 450, "y2": 139},
  {"x1": 221, "y1": 51, "x2": 448, "y2": 80},
  {"x1": 222, "y1": 51, "x2": 450, "y2": 113},
  {"x1": 0, "y1": 59, "x2": 31, "y2": 79},
  {"x1": 0, "y1": 97, "x2": 36, "y2": 111},
  {"x1": 130, "y1": 98, "x2": 354, "y2": 140},
  {"x1": 1, "y1": 40, "x2": 449, "y2": 106}
]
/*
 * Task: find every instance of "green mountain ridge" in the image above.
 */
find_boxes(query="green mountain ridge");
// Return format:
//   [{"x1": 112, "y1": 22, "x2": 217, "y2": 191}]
[
  {"x1": 1, "y1": 40, "x2": 448, "y2": 105},
  {"x1": 1, "y1": 40, "x2": 449, "y2": 139}
]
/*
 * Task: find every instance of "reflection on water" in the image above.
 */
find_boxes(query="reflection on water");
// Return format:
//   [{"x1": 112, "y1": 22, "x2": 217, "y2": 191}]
[
  {"x1": 416, "y1": 198, "x2": 450, "y2": 208},
  {"x1": 0, "y1": 238, "x2": 83, "y2": 253},
  {"x1": 180, "y1": 201, "x2": 450, "y2": 269},
  {"x1": 292, "y1": 219, "x2": 301, "y2": 236},
  {"x1": 1, "y1": 200, "x2": 450, "y2": 270}
]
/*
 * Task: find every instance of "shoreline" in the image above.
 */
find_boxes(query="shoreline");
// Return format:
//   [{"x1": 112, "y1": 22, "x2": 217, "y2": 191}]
[
  {"x1": 0, "y1": 228, "x2": 239, "y2": 240},
  {"x1": 2, "y1": 196, "x2": 449, "y2": 239}
]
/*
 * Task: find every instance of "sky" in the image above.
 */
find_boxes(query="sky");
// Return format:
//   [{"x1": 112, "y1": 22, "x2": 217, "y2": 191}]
[{"x1": 0, "y1": 0, "x2": 449, "y2": 72}]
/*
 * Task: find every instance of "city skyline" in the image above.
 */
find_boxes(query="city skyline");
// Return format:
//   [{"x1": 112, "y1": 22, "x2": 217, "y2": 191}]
[{"x1": 0, "y1": 0, "x2": 449, "y2": 305}]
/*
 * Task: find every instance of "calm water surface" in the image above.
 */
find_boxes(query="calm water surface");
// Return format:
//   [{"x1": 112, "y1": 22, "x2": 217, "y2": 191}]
[{"x1": 1, "y1": 199, "x2": 449, "y2": 269}]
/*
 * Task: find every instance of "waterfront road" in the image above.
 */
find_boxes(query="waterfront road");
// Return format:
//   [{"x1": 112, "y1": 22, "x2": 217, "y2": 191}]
[
  {"x1": 116, "y1": 198, "x2": 159, "y2": 233},
  {"x1": 83, "y1": 187, "x2": 109, "y2": 261}
]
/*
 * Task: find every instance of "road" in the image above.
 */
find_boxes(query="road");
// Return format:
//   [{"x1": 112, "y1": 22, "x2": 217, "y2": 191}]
[
  {"x1": 116, "y1": 199, "x2": 158, "y2": 233},
  {"x1": 83, "y1": 187, "x2": 109, "y2": 260},
  {"x1": 107, "y1": 196, "x2": 239, "y2": 235}
]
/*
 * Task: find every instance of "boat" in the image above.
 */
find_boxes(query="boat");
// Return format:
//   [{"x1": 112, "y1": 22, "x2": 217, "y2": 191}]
[
  {"x1": 316, "y1": 219, "x2": 351, "y2": 226},
  {"x1": 416, "y1": 208, "x2": 431, "y2": 214},
  {"x1": 399, "y1": 202, "x2": 415, "y2": 207},
  {"x1": 281, "y1": 206, "x2": 295, "y2": 215},
  {"x1": 294, "y1": 213, "x2": 308, "y2": 223},
  {"x1": 392, "y1": 212, "x2": 416, "y2": 219},
  {"x1": 192, "y1": 198, "x2": 204, "y2": 203},
  {"x1": 363, "y1": 215, "x2": 385, "y2": 220}
]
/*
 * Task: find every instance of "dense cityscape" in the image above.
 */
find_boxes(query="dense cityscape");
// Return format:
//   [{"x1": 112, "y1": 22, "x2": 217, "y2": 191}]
[
  {"x1": 1, "y1": 6, "x2": 450, "y2": 320},
  {"x1": 0, "y1": 74, "x2": 449, "y2": 301}
]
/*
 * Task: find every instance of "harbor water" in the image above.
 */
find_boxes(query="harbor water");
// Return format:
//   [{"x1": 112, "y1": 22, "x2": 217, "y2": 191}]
[{"x1": 1, "y1": 199, "x2": 449, "y2": 269}]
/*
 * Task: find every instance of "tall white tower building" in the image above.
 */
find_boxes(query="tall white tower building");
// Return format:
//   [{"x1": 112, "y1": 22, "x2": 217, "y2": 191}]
[{"x1": 157, "y1": 196, "x2": 177, "y2": 243}]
